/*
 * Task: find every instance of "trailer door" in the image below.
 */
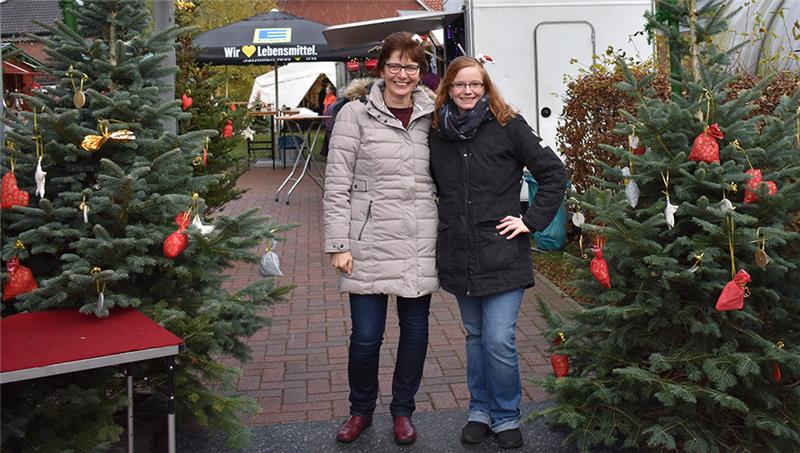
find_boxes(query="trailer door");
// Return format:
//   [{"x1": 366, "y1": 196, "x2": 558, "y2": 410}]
[{"x1": 534, "y1": 22, "x2": 595, "y2": 151}]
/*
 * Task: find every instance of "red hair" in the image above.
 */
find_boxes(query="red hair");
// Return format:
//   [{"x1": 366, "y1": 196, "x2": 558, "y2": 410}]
[{"x1": 432, "y1": 56, "x2": 516, "y2": 128}]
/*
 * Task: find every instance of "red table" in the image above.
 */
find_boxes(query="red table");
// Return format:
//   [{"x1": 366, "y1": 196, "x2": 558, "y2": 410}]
[{"x1": 1, "y1": 308, "x2": 183, "y2": 452}]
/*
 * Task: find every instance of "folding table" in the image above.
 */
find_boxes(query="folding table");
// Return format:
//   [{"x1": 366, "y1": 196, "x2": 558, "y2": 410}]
[
  {"x1": 273, "y1": 114, "x2": 329, "y2": 204},
  {"x1": 0, "y1": 308, "x2": 184, "y2": 452}
]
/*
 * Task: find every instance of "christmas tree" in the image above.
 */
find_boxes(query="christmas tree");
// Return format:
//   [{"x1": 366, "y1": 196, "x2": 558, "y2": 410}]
[
  {"x1": 535, "y1": 1, "x2": 800, "y2": 451},
  {"x1": 1, "y1": 0, "x2": 290, "y2": 449},
  {"x1": 175, "y1": 0, "x2": 247, "y2": 213}
]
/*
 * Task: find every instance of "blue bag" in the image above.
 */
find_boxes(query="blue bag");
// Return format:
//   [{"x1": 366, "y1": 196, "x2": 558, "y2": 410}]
[{"x1": 523, "y1": 171, "x2": 567, "y2": 251}]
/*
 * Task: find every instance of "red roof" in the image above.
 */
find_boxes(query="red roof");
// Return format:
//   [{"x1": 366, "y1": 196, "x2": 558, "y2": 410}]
[
  {"x1": 420, "y1": 0, "x2": 443, "y2": 10},
  {"x1": 276, "y1": 0, "x2": 425, "y2": 26}
]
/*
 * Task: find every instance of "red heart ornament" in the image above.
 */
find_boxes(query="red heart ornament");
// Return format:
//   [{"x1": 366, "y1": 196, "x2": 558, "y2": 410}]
[
  {"x1": 163, "y1": 229, "x2": 189, "y2": 259},
  {"x1": 181, "y1": 93, "x2": 193, "y2": 111},
  {"x1": 715, "y1": 269, "x2": 750, "y2": 311},
  {"x1": 689, "y1": 123, "x2": 723, "y2": 164},
  {"x1": 1, "y1": 171, "x2": 30, "y2": 210},
  {"x1": 550, "y1": 335, "x2": 569, "y2": 378},
  {"x1": 2, "y1": 256, "x2": 38, "y2": 301}
]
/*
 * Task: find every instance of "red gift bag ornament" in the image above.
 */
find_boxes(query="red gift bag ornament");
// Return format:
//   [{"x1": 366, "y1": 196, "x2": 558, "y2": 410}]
[
  {"x1": 1, "y1": 171, "x2": 30, "y2": 210},
  {"x1": 743, "y1": 168, "x2": 777, "y2": 203},
  {"x1": 181, "y1": 92, "x2": 193, "y2": 111},
  {"x1": 230, "y1": 103, "x2": 237, "y2": 112},
  {"x1": 550, "y1": 333, "x2": 569, "y2": 378},
  {"x1": 222, "y1": 119, "x2": 234, "y2": 139},
  {"x1": 715, "y1": 269, "x2": 750, "y2": 311},
  {"x1": 2, "y1": 256, "x2": 38, "y2": 301},
  {"x1": 689, "y1": 123, "x2": 724, "y2": 164},
  {"x1": 590, "y1": 237, "x2": 611, "y2": 289}
]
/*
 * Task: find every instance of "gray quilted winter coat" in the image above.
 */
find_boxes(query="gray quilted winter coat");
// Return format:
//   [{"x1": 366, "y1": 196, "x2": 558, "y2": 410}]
[{"x1": 323, "y1": 81, "x2": 438, "y2": 297}]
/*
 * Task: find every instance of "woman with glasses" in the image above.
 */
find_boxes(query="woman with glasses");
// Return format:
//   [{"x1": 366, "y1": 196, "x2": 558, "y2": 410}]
[
  {"x1": 429, "y1": 56, "x2": 567, "y2": 449},
  {"x1": 323, "y1": 32, "x2": 436, "y2": 445}
]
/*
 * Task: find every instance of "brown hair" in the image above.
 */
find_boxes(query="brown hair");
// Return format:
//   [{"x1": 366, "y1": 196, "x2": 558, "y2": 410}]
[
  {"x1": 377, "y1": 32, "x2": 428, "y2": 73},
  {"x1": 432, "y1": 56, "x2": 516, "y2": 128}
]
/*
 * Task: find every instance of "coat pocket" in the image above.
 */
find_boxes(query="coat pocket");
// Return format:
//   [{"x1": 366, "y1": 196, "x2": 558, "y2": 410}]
[
  {"x1": 436, "y1": 222, "x2": 454, "y2": 270},
  {"x1": 351, "y1": 177, "x2": 368, "y2": 192},
  {"x1": 475, "y1": 221, "x2": 518, "y2": 273}
]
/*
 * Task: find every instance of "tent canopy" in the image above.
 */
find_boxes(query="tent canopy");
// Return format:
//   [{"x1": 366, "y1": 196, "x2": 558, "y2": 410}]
[
  {"x1": 248, "y1": 62, "x2": 336, "y2": 109},
  {"x1": 195, "y1": 9, "x2": 374, "y2": 65}
]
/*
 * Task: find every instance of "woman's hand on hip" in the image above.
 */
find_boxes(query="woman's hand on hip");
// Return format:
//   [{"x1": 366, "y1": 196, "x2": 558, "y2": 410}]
[
  {"x1": 330, "y1": 251, "x2": 353, "y2": 276},
  {"x1": 497, "y1": 216, "x2": 530, "y2": 239}
]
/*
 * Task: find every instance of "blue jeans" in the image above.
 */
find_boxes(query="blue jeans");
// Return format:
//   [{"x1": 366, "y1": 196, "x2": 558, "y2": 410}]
[
  {"x1": 456, "y1": 288, "x2": 524, "y2": 432},
  {"x1": 348, "y1": 294, "x2": 431, "y2": 417}
]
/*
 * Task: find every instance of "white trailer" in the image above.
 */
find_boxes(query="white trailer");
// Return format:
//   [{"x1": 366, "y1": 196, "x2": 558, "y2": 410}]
[{"x1": 453, "y1": 0, "x2": 653, "y2": 150}]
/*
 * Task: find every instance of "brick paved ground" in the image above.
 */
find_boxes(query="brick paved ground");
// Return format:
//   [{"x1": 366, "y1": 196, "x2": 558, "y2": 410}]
[{"x1": 218, "y1": 166, "x2": 576, "y2": 426}]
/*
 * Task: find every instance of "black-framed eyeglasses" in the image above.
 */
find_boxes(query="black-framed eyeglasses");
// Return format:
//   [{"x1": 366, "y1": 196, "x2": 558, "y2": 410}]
[
  {"x1": 451, "y1": 81, "x2": 484, "y2": 91},
  {"x1": 384, "y1": 63, "x2": 421, "y2": 75}
]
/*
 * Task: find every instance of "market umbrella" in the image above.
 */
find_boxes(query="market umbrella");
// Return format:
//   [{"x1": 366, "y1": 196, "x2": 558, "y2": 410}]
[
  {"x1": 195, "y1": 9, "x2": 374, "y2": 66},
  {"x1": 195, "y1": 9, "x2": 375, "y2": 156}
]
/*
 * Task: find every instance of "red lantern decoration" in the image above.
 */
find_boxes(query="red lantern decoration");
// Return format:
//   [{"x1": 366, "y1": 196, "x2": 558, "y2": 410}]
[
  {"x1": 550, "y1": 334, "x2": 569, "y2": 378},
  {"x1": 1, "y1": 171, "x2": 29, "y2": 210},
  {"x1": 346, "y1": 60, "x2": 361, "y2": 73},
  {"x1": 364, "y1": 58, "x2": 378, "y2": 72},
  {"x1": 163, "y1": 229, "x2": 189, "y2": 259},
  {"x1": 2, "y1": 256, "x2": 37, "y2": 301}
]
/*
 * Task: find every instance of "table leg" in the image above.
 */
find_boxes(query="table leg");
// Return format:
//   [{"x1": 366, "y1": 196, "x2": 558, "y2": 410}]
[
  {"x1": 273, "y1": 132, "x2": 306, "y2": 203},
  {"x1": 127, "y1": 370, "x2": 134, "y2": 453},
  {"x1": 165, "y1": 356, "x2": 176, "y2": 453}
]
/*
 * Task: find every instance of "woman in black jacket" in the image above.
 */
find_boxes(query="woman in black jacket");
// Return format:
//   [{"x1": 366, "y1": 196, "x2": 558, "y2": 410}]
[{"x1": 429, "y1": 56, "x2": 567, "y2": 449}]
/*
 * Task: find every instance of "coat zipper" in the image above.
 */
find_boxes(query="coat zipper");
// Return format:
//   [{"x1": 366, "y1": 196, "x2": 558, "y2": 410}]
[
  {"x1": 358, "y1": 200, "x2": 373, "y2": 241},
  {"x1": 463, "y1": 144, "x2": 471, "y2": 295}
]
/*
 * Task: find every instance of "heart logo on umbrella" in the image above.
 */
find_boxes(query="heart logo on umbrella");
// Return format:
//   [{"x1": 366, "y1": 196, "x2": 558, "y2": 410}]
[{"x1": 241, "y1": 45, "x2": 256, "y2": 58}]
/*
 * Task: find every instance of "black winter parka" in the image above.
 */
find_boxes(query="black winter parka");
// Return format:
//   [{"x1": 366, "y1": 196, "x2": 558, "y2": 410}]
[{"x1": 429, "y1": 114, "x2": 567, "y2": 297}]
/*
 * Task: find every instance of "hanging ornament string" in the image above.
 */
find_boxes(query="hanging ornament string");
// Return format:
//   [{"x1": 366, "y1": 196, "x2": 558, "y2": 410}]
[
  {"x1": 702, "y1": 89, "x2": 714, "y2": 127},
  {"x1": 725, "y1": 211, "x2": 737, "y2": 280},
  {"x1": 688, "y1": 252, "x2": 704, "y2": 273},
  {"x1": 731, "y1": 140, "x2": 753, "y2": 170},
  {"x1": 67, "y1": 65, "x2": 88, "y2": 108},
  {"x1": 79, "y1": 196, "x2": 90, "y2": 224},
  {"x1": 81, "y1": 120, "x2": 136, "y2": 152},
  {"x1": 661, "y1": 170, "x2": 678, "y2": 229},
  {"x1": 90, "y1": 266, "x2": 107, "y2": 311},
  {"x1": 795, "y1": 106, "x2": 800, "y2": 148}
]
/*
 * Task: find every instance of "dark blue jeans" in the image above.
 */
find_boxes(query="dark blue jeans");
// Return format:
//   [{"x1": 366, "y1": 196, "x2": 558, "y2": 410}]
[{"x1": 348, "y1": 293, "x2": 431, "y2": 417}]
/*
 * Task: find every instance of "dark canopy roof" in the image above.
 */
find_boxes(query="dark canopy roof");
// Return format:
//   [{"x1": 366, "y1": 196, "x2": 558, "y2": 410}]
[{"x1": 195, "y1": 10, "x2": 375, "y2": 66}]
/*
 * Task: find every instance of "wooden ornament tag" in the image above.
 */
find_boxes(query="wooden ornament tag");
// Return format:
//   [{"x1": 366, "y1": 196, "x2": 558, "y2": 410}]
[
  {"x1": 74, "y1": 91, "x2": 86, "y2": 108},
  {"x1": 755, "y1": 249, "x2": 770, "y2": 268}
]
